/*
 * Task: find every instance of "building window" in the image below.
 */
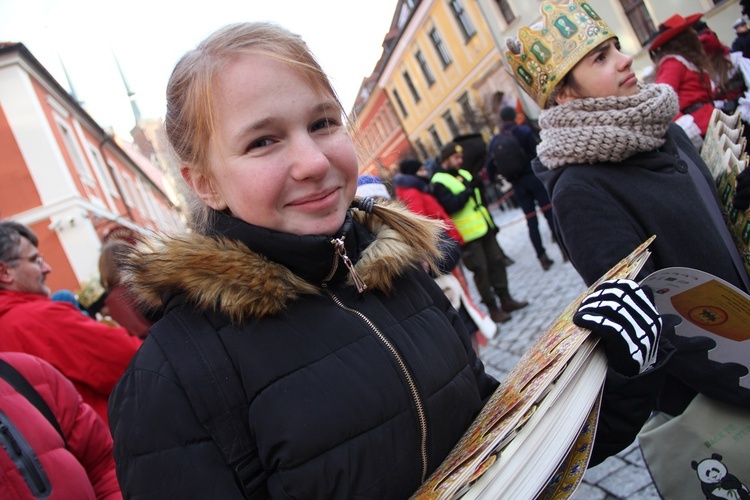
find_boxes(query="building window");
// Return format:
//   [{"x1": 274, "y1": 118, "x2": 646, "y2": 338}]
[
  {"x1": 111, "y1": 166, "x2": 133, "y2": 206},
  {"x1": 428, "y1": 125, "x2": 443, "y2": 150},
  {"x1": 495, "y1": 0, "x2": 516, "y2": 25},
  {"x1": 415, "y1": 138, "x2": 430, "y2": 159},
  {"x1": 442, "y1": 110, "x2": 461, "y2": 137},
  {"x1": 619, "y1": 0, "x2": 657, "y2": 45},
  {"x1": 430, "y1": 28, "x2": 452, "y2": 68},
  {"x1": 415, "y1": 50, "x2": 436, "y2": 86},
  {"x1": 457, "y1": 92, "x2": 481, "y2": 132},
  {"x1": 57, "y1": 121, "x2": 94, "y2": 183},
  {"x1": 87, "y1": 144, "x2": 117, "y2": 196},
  {"x1": 392, "y1": 89, "x2": 408, "y2": 118},
  {"x1": 450, "y1": 0, "x2": 476, "y2": 42},
  {"x1": 403, "y1": 71, "x2": 421, "y2": 103}
]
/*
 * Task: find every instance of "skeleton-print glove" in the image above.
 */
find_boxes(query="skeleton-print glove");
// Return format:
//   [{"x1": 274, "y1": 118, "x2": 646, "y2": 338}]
[{"x1": 573, "y1": 279, "x2": 662, "y2": 377}]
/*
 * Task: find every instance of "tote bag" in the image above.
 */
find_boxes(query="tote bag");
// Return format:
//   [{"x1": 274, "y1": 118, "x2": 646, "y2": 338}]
[{"x1": 638, "y1": 394, "x2": 750, "y2": 499}]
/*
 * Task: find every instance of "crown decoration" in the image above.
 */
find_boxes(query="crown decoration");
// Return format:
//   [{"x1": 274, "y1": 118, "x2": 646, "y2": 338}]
[{"x1": 504, "y1": 0, "x2": 615, "y2": 108}]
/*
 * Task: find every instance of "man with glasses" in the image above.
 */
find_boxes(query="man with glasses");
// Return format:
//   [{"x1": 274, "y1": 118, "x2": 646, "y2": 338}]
[{"x1": 0, "y1": 220, "x2": 141, "y2": 425}]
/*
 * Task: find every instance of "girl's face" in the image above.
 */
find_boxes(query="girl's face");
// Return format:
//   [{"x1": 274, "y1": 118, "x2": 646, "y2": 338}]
[
  {"x1": 555, "y1": 39, "x2": 638, "y2": 104},
  {"x1": 187, "y1": 52, "x2": 358, "y2": 236}
]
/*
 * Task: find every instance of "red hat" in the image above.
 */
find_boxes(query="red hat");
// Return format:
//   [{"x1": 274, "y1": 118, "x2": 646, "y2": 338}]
[
  {"x1": 648, "y1": 13, "x2": 703, "y2": 53},
  {"x1": 699, "y1": 29, "x2": 729, "y2": 56}
]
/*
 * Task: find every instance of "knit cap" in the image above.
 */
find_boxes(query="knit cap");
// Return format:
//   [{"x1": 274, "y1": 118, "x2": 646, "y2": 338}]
[
  {"x1": 439, "y1": 142, "x2": 463, "y2": 164},
  {"x1": 399, "y1": 159, "x2": 422, "y2": 175},
  {"x1": 356, "y1": 175, "x2": 390, "y2": 199}
]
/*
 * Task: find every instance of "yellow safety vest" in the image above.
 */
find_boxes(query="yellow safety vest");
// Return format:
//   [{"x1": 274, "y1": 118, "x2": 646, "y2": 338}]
[{"x1": 431, "y1": 170, "x2": 492, "y2": 243}]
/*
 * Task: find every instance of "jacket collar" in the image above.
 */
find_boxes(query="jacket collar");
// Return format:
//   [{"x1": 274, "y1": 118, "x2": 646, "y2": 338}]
[{"x1": 123, "y1": 202, "x2": 442, "y2": 322}]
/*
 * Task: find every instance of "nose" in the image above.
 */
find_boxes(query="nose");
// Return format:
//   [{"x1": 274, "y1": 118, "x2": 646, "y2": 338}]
[
  {"x1": 41, "y1": 261, "x2": 52, "y2": 274},
  {"x1": 617, "y1": 50, "x2": 633, "y2": 70},
  {"x1": 289, "y1": 134, "x2": 330, "y2": 181}
]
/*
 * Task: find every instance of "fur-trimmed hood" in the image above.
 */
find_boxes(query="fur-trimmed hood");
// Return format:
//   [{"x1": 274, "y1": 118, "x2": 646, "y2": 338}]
[{"x1": 123, "y1": 200, "x2": 444, "y2": 323}]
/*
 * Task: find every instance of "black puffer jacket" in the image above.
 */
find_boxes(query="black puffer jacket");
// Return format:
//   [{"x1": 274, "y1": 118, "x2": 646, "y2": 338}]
[{"x1": 109, "y1": 204, "x2": 497, "y2": 499}]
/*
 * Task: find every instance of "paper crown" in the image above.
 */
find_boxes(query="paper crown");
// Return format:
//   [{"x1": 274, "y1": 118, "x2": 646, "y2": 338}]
[{"x1": 504, "y1": 0, "x2": 615, "y2": 108}]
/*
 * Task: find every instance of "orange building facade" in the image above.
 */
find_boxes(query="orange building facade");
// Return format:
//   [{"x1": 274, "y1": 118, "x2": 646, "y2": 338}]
[{"x1": 0, "y1": 43, "x2": 183, "y2": 294}]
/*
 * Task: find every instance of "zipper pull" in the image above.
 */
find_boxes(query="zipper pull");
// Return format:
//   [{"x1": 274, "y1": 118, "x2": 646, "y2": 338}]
[{"x1": 331, "y1": 237, "x2": 367, "y2": 293}]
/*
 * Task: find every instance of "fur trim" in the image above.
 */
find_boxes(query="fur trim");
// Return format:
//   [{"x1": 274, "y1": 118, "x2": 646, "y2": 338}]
[
  {"x1": 123, "y1": 201, "x2": 444, "y2": 322},
  {"x1": 351, "y1": 199, "x2": 445, "y2": 293}
]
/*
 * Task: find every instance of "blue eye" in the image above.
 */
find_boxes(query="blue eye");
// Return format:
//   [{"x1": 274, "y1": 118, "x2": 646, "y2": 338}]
[
  {"x1": 311, "y1": 118, "x2": 335, "y2": 132},
  {"x1": 246, "y1": 137, "x2": 273, "y2": 153}
]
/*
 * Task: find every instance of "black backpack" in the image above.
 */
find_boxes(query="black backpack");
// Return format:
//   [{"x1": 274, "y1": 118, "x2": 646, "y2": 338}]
[{"x1": 486, "y1": 128, "x2": 531, "y2": 183}]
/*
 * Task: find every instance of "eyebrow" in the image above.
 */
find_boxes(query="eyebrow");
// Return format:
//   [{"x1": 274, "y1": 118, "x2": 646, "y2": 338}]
[
  {"x1": 583, "y1": 40, "x2": 613, "y2": 62},
  {"x1": 230, "y1": 101, "x2": 340, "y2": 144}
]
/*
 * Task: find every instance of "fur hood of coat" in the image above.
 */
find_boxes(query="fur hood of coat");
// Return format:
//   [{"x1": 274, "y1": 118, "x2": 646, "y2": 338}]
[{"x1": 123, "y1": 200, "x2": 444, "y2": 323}]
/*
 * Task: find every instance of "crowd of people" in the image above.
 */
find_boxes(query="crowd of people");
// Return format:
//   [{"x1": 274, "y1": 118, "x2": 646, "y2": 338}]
[{"x1": 1, "y1": 1, "x2": 750, "y2": 498}]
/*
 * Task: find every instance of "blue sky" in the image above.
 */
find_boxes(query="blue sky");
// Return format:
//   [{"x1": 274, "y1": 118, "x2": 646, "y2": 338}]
[{"x1": 0, "y1": 0, "x2": 399, "y2": 137}]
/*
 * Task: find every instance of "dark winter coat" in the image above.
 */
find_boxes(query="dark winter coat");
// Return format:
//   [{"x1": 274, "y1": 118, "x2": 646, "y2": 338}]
[
  {"x1": 533, "y1": 123, "x2": 747, "y2": 414},
  {"x1": 109, "y1": 204, "x2": 497, "y2": 499},
  {"x1": 533, "y1": 123, "x2": 746, "y2": 292}
]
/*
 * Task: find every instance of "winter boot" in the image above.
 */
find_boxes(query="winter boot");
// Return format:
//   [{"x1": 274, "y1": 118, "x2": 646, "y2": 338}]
[
  {"x1": 539, "y1": 253, "x2": 554, "y2": 271},
  {"x1": 488, "y1": 306, "x2": 511, "y2": 323},
  {"x1": 500, "y1": 294, "x2": 529, "y2": 313}
]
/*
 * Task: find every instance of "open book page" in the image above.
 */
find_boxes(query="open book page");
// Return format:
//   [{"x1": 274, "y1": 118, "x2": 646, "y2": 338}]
[
  {"x1": 462, "y1": 341, "x2": 607, "y2": 500},
  {"x1": 640, "y1": 267, "x2": 750, "y2": 392},
  {"x1": 410, "y1": 236, "x2": 655, "y2": 500}
]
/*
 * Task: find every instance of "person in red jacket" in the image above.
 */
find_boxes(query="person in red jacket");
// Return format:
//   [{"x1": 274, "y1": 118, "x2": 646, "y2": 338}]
[
  {"x1": 0, "y1": 221, "x2": 141, "y2": 425},
  {"x1": 393, "y1": 158, "x2": 498, "y2": 354},
  {"x1": 649, "y1": 13, "x2": 716, "y2": 148},
  {"x1": 393, "y1": 159, "x2": 465, "y2": 246},
  {"x1": 0, "y1": 351, "x2": 121, "y2": 499}
]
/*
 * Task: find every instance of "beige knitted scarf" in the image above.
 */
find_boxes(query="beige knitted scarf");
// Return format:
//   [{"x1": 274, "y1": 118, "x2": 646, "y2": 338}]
[{"x1": 537, "y1": 83, "x2": 679, "y2": 169}]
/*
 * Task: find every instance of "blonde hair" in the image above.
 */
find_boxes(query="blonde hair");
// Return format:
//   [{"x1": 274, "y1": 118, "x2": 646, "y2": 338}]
[{"x1": 165, "y1": 22, "x2": 344, "y2": 232}]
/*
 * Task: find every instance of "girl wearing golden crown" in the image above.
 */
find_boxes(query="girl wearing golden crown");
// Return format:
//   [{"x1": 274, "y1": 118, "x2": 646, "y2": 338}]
[
  {"x1": 507, "y1": 0, "x2": 750, "y2": 494},
  {"x1": 505, "y1": 0, "x2": 750, "y2": 296}
]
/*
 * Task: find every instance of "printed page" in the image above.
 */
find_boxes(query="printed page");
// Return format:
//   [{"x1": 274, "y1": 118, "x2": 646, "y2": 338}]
[{"x1": 641, "y1": 267, "x2": 750, "y2": 390}]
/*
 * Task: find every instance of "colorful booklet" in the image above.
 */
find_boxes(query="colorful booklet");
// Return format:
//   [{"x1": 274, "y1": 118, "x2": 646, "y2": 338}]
[
  {"x1": 641, "y1": 267, "x2": 750, "y2": 394},
  {"x1": 410, "y1": 237, "x2": 654, "y2": 500}
]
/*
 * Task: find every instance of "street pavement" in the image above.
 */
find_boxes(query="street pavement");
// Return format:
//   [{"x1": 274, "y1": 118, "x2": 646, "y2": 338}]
[{"x1": 469, "y1": 205, "x2": 661, "y2": 499}]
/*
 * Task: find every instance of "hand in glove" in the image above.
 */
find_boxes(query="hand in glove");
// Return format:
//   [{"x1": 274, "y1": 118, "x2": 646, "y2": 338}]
[
  {"x1": 573, "y1": 279, "x2": 662, "y2": 376},
  {"x1": 734, "y1": 167, "x2": 750, "y2": 211},
  {"x1": 661, "y1": 330, "x2": 750, "y2": 407}
]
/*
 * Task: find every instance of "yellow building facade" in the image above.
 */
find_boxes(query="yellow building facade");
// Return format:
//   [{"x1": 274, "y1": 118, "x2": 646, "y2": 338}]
[{"x1": 379, "y1": 0, "x2": 516, "y2": 160}]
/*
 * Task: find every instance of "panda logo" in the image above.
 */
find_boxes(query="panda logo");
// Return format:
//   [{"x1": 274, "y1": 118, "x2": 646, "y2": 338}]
[{"x1": 692, "y1": 453, "x2": 749, "y2": 500}]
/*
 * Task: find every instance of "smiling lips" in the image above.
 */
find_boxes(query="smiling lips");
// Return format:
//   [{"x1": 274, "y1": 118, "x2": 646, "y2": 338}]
[{"x1": 287, "y1": 187, "x2": 339, "y2": 209}]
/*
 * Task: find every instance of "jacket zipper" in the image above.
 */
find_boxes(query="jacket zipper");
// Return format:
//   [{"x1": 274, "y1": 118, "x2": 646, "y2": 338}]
[
  {"x1": 0, "y1": 410, "x2": 52, "y2": 497},
  {"x1": 323, "y1": 289, "x2": 429, "y2": 483},
  {"x1": 327, "y1": 237, "x2": 367, "y2": 293}
]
